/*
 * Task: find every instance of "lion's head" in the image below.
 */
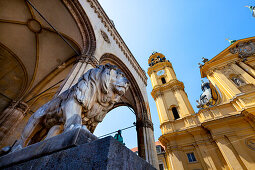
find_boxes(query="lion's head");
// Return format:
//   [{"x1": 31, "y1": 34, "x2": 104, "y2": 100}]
[{"x1": 74, "y1": 63, "x2": 129, "y2": 131}]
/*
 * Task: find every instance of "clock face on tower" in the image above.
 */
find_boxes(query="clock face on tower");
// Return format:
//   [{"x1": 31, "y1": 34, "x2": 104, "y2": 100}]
[{"x1": 157, "y1": 70, "x2": 165, "y2": 76}]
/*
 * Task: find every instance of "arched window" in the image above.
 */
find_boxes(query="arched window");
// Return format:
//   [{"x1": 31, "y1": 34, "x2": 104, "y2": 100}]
[
  {"x1": 172, "y1": 107, "x2": 180, "y2": 120},
  {"x1": 161, "y1": 77, "x2": 166, "y2": 84}
]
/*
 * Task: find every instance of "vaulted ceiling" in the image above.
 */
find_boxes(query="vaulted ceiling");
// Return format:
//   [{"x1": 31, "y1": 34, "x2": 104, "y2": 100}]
[{"x1": 0, "y1": 0, "x2": 95, "y2": 112}]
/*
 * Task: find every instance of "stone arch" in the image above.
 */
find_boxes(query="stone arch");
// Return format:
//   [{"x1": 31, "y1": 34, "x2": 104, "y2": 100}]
[
  {"x1": 62, "y1": 0, "x2": 96, "y2": 56},
  {"x1": 99, "y1": 54, "x2": 150, "y2": 121},
  {"x1": 0, "y1": 0, "x2": 97, "y2": 147},
  {"x1": 99, "y1": 53, "x2": 154, "y2": 161},
  {"x1": 0, "y1": 43, "x2": 28, "y2": 112}
]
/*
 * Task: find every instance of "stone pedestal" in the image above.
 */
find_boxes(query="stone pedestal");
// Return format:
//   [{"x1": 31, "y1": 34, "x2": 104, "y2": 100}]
[{"x1": 0, "y1": 128, "x2": 156, "y2": 170}]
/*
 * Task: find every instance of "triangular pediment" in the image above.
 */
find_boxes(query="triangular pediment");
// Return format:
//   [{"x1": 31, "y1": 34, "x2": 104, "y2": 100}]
[{"x1": 200, "y1": 36, "x2": 255, "y2": 77}]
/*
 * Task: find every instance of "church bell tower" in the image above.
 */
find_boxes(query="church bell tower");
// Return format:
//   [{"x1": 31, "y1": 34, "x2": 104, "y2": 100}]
[{"x1": 147, "y1": 52, "x2": 194, "y2": 134}]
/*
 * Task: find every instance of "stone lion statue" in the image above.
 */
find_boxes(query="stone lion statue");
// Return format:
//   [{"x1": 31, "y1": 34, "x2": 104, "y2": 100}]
[{"x1": 11, "y1": 64, "x2": 129, "y2": 152}]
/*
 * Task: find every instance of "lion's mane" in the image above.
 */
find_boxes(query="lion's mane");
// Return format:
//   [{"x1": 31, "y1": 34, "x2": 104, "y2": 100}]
[{"x1": 62, "y1": 64, "x2": 119, "y2": 131}]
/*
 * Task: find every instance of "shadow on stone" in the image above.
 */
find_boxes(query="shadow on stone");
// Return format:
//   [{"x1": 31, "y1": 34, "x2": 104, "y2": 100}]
[{"x1": 0, "y1": 128, "x2": 156, "y2": 170}]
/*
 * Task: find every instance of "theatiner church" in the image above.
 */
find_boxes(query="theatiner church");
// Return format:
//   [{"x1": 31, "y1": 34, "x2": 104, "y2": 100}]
[{"x1": 148, "y1": 38, "x2": 255, "y2": 169}]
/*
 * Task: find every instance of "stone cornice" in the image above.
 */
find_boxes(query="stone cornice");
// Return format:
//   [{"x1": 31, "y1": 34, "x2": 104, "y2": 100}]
[
  {"x1": 86, "y1": 0, "x2": 147, "y2": 85},
  {"x1": 151, "y1": 79, "x2": 184, "y2": 99}
]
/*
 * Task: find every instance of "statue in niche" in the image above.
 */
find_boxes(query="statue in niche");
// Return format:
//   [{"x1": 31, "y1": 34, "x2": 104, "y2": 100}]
[
  {"x1": 11, "y1": 64, "x2": 130, "y2": 152},
  {"x1": 231, "y1": 77, "x2": 245, "y2": 86},
  {"x1": 196, "y1": 81, "x2": 219, "y2": 109}
]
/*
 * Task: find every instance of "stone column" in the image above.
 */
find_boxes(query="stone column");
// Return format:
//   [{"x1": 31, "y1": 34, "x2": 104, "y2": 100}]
[
  {"x1": 136, "y1": 118, "x2": 159, "y2": 169},
  {"x1": 167, "y1": 146, "x2": 185, "y2": 170},
  {"x1": 238, "y1": 61, "x2": 255, "y2": 78},
  {"x1": 231, "y1": 63, "x2": 255, "y2": 84},
  {"x1": 0, "y1": 101, "x2": 29, "y2": 146},
  {"x1": 56, "y1": 55, "x2": 98, "y2": 96},
  {"x1": 214, "y1": 136, "x2": 245, "y2": 170},
  {"x1": 213, "y1": 70, "x2": 241, "y2": 99},
  {"x1": 226, "y1": 134, "x2": 255, "y2": 169},
  {"x1": 191, "y1": 133, "x2": 218, "y2": 170}
]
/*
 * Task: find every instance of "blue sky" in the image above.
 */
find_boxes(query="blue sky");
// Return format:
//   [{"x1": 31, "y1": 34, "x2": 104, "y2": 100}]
[{"x1": 94, "y1": 0, "x2": 255, "y2": 149}]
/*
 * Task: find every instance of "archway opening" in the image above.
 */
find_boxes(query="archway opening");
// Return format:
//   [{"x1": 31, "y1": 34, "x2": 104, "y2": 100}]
[
  {"x1": 172, "y1": 107, "x2": 180, "y2": 120},
  {"x1": 161, "y1": 77, "x2": 166, "y2": 84},
  {"x1": 93, "y1": 106, "x2": 137, "y2": 149}
]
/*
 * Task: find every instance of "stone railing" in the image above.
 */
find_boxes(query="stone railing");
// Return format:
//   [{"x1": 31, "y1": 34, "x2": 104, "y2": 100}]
[{"x1": 160, "y1": 102, "x2": 240, "y2": 134}]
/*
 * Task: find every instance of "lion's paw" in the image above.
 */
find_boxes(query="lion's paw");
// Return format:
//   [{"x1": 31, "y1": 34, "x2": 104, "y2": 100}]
[
  {"x1": 64, "y1": 124, "x2": 83, "y2": 132},
  {"x1": 11, "y1": 145, "x2": 23, "y2": 153}
]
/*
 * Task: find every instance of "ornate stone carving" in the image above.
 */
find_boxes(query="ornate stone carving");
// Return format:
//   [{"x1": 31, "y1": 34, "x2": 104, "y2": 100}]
[
  {"x1": 101, "y1": 30, "x2": 110, "y2": 43},
  {"x1": 205, "y1": 69, "x2": 214, "y2": 76},
  {"x1": 198, "y1": 63, "x2": 203, "y2": 68},
  {"x1": 196, "y1": 81, "x2": 219, "y2": 108},
  {"x1": 239, "y1": 84, "x2": 255, "y2": 93},
  {"x1": 148, "y1": 52, "x2": 169, "y2": 67},
  {"x1": 86, "y1": 0, "x2": 147, "y2": 85},
  {"x1": 11, "y1": 64, "x2": 129, "y2": 152},
  {"x1": 221, "y1": 67, "x2": 234, "y2": 77},
  {"x1": 76, "y1": 55, "x2": 99, "y2": 67},
  {"x1": 136, "y1": 118, "x2": 154, "y2": 130},
  {"x1": 202, "y1": 57, "x2": 209, "y2": 63},
  {"x1": 63, "y1": 0, "x2": 96, "y2": 56},
  {"x1": 231, "y1": 77, "x2": 245, "y2": 86},
  {"x1": 229, "y1": 41, "x2": 255, "y2": 60},
  {"x1": 9, "y1": 101, "x2": 29, "y2": 115},
  {"x1": 171, "y1": 84, "x2": 184, "y2": 92},
  {"x1": 246, "y1": 138, "x2": 255, "y2": 150},
  {"x1": 151, "y1": 79, "x2": 184, "y2": 99}
]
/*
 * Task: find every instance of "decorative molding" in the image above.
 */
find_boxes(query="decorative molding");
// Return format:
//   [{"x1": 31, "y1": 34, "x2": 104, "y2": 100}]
[
  {"x1": 229, "y1": 41, "x2": 255, "y2": 61},
  {"x1": 151, "y1": 80, "x2": 184, "y2": 99},
  {"x1": 27, "y1": 19, "x2": 42, "y2": 33},
  {"x1": 86, "y1": 0, "x2": 147, "y2": 85},
  {"x1": 100, "y1": 30, "x2": 110, "y2": 43},
  {"x1": 246, "y1": 137, "x2": 255, "y2": 150},
  {"x1": 99, "y1": 53, "x2": 149, "y2": 122},
  {"x1": 13, "y1": 101, "x2": 29, "y2": 115},
  {"x1": 136, "y1": 118, "x2": 154, "y2": 131},
  {"x1": 77, "y1": 55, "x2": 99, "y2": 67},
  {"x1": 63, "y1": 0, "x2": 96, "y2": 56},
  {"x1": 148, "y1": 62, "x2": 172, "y2": 76}
]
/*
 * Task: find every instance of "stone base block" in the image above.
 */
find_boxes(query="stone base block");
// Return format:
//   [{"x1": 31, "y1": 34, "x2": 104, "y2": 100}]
[{"x1": 0, "y1": 128, "x2": 156, "y2": 170}]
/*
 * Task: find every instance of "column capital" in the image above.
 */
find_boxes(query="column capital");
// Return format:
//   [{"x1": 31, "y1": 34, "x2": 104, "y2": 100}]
[
  {"x1": 166, "y1": 144, "x2": 182, "y2": 152},
  {"x1": 76, "y1": 54, "x2": 99, "y2": 67},
  {"x1": 10, "y1": 101, "x2": 29, "y2": 116},
  {"x1": 136, "y1": 118, "x2": 154, "y2": 131}
]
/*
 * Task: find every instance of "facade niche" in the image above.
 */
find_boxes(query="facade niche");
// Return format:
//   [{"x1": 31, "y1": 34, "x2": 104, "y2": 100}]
[{"x1": 230, "y1": 75, "x2": 245, "y2": 87}]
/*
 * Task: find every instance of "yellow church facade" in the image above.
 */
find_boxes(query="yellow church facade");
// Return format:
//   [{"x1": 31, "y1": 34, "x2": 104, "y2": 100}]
[{"x1": 148, "y1": 37, "x2": 255, "y2": 170}]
